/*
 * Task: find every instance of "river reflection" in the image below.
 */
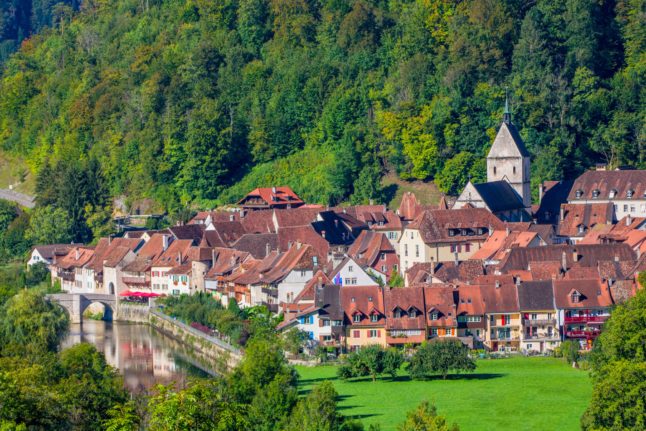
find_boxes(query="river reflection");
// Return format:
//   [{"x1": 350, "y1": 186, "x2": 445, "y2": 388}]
[{"x1": 62, "y1": 320, "x2": 211, "y2": 392}]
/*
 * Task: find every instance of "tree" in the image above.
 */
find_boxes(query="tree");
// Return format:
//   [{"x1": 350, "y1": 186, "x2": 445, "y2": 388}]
[
  {"x1": 0, "y1": 200, "x2": 18, "y2": 234},
  {"x1": 25, "y1": 205, "x2": 72, "y2": 245},
  {"x1": 409, "y1": 341, "x2": 476, "y2": 380},
  {"x1": 285, "y1": 381, "x2": 342, "y2": 431},
  {"x1": 248, "y1": 373, "x2": 298, "y2": 431},
  {"x1": 559, "y1": 340, "x2": 580, "y2": 365},
  {"x1": 398, "y1": 401, "x2": 460, "y2": 431},
  {"x1": 337, "y1": 345, "x2": 403, "y2": 381},
  {"x1": 103, "y1": 401, "x2": 141, "y2": 431},
  {"x1": 0, "y1": 289, "x2": 68, "y2": 356},
  {"x1": 382, "y1": 348, "x2": 404, "y2": 379},
  {"x1": 389, "y1": 270, "x2": 404, "y2": 288}
]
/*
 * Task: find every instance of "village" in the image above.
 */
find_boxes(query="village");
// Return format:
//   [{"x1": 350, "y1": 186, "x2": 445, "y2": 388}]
[{"x1": 31, "y1": 110, "x2": 646, "y2": 356}]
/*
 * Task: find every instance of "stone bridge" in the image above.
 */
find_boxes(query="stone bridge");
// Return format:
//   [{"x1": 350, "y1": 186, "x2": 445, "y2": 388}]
[{"x1": 46, "y1": 293, "x2": 117, "y2": 323}]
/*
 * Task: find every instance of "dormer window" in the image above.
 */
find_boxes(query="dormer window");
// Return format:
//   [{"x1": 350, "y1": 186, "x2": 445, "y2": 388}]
[
  {"x1": 609, "y1": 189, "x2": 617, "y2": 199},
  {"x1": 368, "y1": 296, "x2": 373, "y2": 302},
  {"x1": 351, "y1": 297, "x2": 355, "y2": 303},
  {"x1": 371, "y1": 314, "x2": 378, "y2": 322},
  {"x1": 592, "y1": 189, "x2": 600, "y2": 198},
  {"x1": 578, "y1": 225, "x2": 585, "y2": 234},
  {"x1": 627, "y1": 189, "x2": 634, "y2": 198},
  {"x1": 394, "y1": 309, "x2": 401, "y2": 318},
  {"x1": 353, "y1": 314, "x2": 361, "y2": 323},
  {"x1": 409, "y1": 309, "x2": 417, "y2": 318},
  {"x1": 449, "y1": 229, "x2": 455, "y2": 237},
  {"x1": 575, "y1": 189, "x2": 583, "y2": 198},
  {"x1": 430, "y1": 312, "x2": 438, "y2": 321},
  {"x1": 571, "y1": 292, "x2": 581, "y2": 303}
]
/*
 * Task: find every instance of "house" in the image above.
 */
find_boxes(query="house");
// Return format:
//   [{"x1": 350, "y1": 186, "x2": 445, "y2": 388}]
[
  {"x1": 120, "y1": 233, "x2": 172, "y2": 296},
  {"x1": 28, "y1": 244, "x2": 76, "y2": 267},
  {"x1": 399, "y1": 208, "x2": 504, "y2": 272},
  {"x1": 383, "y1": 287, "x2": 427, "y2": 345},
  {"x1": 52, "y1": 246, "x2": 95, "y2": 292},
  {"x1": 485, "y1": 103, "x2": 531, "y2": 207},
  {"x1": 405, "y1": 261, "x2": 485, "y2": 286},
  {"x1": 204, "y1": 248, "x2": 250, "y2": 297},
  {"x1": 536, "y1": 180, "x2": 574, "y2": 225},
  {"x1": 517, "y1": 281, "x2": 559, "y2": 353},
  {"x1": 567, "y1": 169, "x2": 646, "y2": 220},
  {"x1": 454, "y1": 181, "x2": 531, "y2": 221},
  {"x1": 347, "y1": 230, "x2": 399, "y2": 281},
  {"x1": 479, "y1": 276, "x2": 521, "y2": 352},
  {"x1": 329, "y1": 256, "x2": 381, "y2": 286},
  {"x1": 201, "y1": 221, "x2": 246, "y2": 247},
  {"x1": 238, "y1": 186, "x2": 304, "y2": 210},
  {"x1": 470, "y1": 229, "x2": 542, "y2": 263},
  {"x1": 455, "y1": 285, "x2": 486, "y2": 348},
  {"x1": 554, "y1": 278, "x2": 613, "y2": 350},
  {"x1": 556, "y1": 203, "x2": 614, "y2": 243},
  {"x1": 424, "y1": 286, "x2": 458, "y2": 340},
  {"x1": 311, "y1": 210, "x2": 367, "y2": 247},
  {"x1": 82, "y1": 238, "x2": 142, "y2": 295},
  {"x1": 336, "y1": 206, "x2": 403, "y2": 249},
  {"x1": 341, "y1": 285, "x2": 387, "y2": 351},
  {"x1": 150, "y1": 239, "x2": 194, "y2": 295}
]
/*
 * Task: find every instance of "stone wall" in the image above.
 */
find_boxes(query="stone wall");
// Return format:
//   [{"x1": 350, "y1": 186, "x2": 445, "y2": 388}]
[
  {"x1": 115, "y1": 303, "x2": 150, "y2": 323},
  {"x1": 148, "y1": 310, "x2": 243, "y2": 373}
]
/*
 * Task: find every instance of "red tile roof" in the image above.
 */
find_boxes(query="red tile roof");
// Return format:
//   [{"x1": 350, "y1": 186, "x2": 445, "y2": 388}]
[
  {"x1": 553, "y1": 278, "x2": 613, "y2": 309},
  {"x1": 568, "y1": 170, "x2": 646, "y2": 202},
  {"x1": 424, "y1": 286, "x2": 458, "y2": 327},
  {"x1": 557, "y1": 203, "x2": 614, "y2": 238},
  {"x1": 347, "y1": 230, "x2": 395, "y2": 267},
  {"x1": 238, "y1": 187, "x2": 304, "y2": 208},
  {"x1": 340, "y1": 285, "x2": 385, "y2": 326},
  {"x1": 384, "y1": 287, "x2": 426, "y2": 330},
  {"x1": 407, "y1": 209, "x2": 504, "y2": 244}
]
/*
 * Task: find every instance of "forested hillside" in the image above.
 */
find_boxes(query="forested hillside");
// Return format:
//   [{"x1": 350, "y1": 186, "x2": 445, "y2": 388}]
[
  {"x1": 0, "y1": 0, "x2": 643, "y2": 215},
  {"x1": 0, "y1": 0, "x2": 80, "y2": 64}
]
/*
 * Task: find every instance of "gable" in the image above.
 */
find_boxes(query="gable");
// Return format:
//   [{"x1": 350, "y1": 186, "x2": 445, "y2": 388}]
[{"x1": 487, "y1": 122, "x2": 529, "y2": 158}]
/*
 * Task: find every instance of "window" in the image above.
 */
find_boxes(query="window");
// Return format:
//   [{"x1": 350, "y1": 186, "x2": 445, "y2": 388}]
[
  {"x1": 450, "y1": 244, "x2": 456, "y2": 253},
  {"x1": 630, "y1": 205, "x2": 636, "y2": 213},
  {"x1": 624, "y1": 204, "x2": 629, "y2": 212},
  {"x1": 353, "y1": 330, "x2": 360, "y2": 338},
  {"x1": 415, "y1": 244, "x2": 420, "y2": 257},
  {"x1": 430, "y1": 312, "x2": 438, "y2": 321},
  {"x1": 381, "y1": 253, "x2": 386, "y2": 261},
  {"x1": 381, "y1": 265, "x2": 387, "y2": 272},
  {"x1": 627, "y1": 189, "x2": 634, "y2": 198},
  {"x1": 572, "y1": 292, "x2": 580, "y2": 303},
  {"x1": 351, "y1": 297, "x2": 355, "y2": 303},
  {"x1": 465, "y1": 243, "x2": 471, "y2": 253},
  {"x1": 322, "y1": 319, "x2": 330, "y2": 327},
  {"x1": 430, "y1": 328, "x2": 438, "y2": 336},
  {"x1": 368, "y1": 296, "x2": 373, "y2": 301},
  {"x1": 409, "y1": 310, "x2": 417, "y2": 318},
  {"x1": 333, "y1": 320, "x2": 343, "y2": 326},
  {"x1": 609, "y1": 189, "x2": 616, "y2": 199},
  {"x1": 353, "y1": 314, "x2": 361, "y2": 323},
  {"x1": 547, "y1": 313, "x2": 552, "y2": 319},
  {"x1": 368, "y1": 330, "x2": 380, "y2": 338},
  {"x1": 404, "y1": 244, "x2": 408, "y2": 257},
  {"x1": 449, "y1": 229, "x2": 455, "y2": 237},
  {"x1": 575, "y1": 189, "x2": 583, "y2": 198},
  {"x1": 493, "y1": 166, "x2": 497, "y2": 175},
  {"x1": 393, "y1": 264, "x2": 398, "y2": 272},
  {"x1": 172, "y1": 289, "x2": 180, "y2": 295},
  {"x1": 351, "y1": 277, "x2": 357, "y2": 285},
  {"x1": 410, "y1": 231, "x2": 414, "y2": 239},
  {"x1": 527, "y1": 344, "x2": 532, "y2": 349},
  {"x1": 300, "y1": 270, "x2": 307, "y2": 277},
  {"x1": 513, "y1": 166, "x2": 516, "y2": 174},
  {"x1": 592, "y1": 189, "x2": 600, "y2": 198},
  {"x1": 371, "y1": 314, "x2": 378, "y2": 322},
  {"x1": 531, "y1": 313, "x2": 537, "y2": 320},
  {"x1": 348, "y1": 265, "x2": 354, "y2": 272},
  {"x1": 394, "y1": 309, "x2": 401, "y2": 318}
]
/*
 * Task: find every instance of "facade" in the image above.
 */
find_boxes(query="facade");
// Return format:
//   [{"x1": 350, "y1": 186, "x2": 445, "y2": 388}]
[
  {"x1": 454, "y1": 181, "x2": 530, "y2": 221},
  {"x1": 517, "y1": 281, "x2": 560, "y2": 353},
  {"x1": 455, "y1": 285, "x2": 486, "y2": 348},
  {"x1": 330, "y1": 257, "x2": 379, "y2": 287},
  {"x1": 384, "y1": 287, "x2": 427, "y2": 345},
  {"x1": 424, "y1": 286, "x2": 458, "y2": 339},
  {"x1": 341, "y1": 285, "x2": 387, "y2": 351},
  {"x1": 480, "y1": 278, "x2": 521, "y2": 352}
]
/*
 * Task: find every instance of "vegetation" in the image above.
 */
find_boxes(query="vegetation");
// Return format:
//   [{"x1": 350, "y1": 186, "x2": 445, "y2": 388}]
[
  {"x1": 298, "y1": 356, "x2": 592, "y2": 430},
  {"x1": 581, "y1": 288, "x2": 646, "y2": 430},
  {"x1": 409, "y1": 340, "x2": 476, "y2": 380},
  {"x1": 0, "y1": 0, "x2": 641, "y2": 224},
  {"x1": 398, "y1": 401, "x2": 459, "y2": 431},
  {"x1": 338, "y1": 345, "x2": 404, "y2": 381}
]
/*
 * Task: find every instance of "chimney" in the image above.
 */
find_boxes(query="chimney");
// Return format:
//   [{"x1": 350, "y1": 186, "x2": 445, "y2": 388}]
[
  {"x1": 506, "y1": 227, "x2": 510, "y2": 236},
  {"x1": 562, "y1": 251, "x2": 568, "y2": 272},
  {"x1": 495, "y1": 280, "x2": 501, "y2": 288},
  {"x1": 560, "y1": 207, "x2": 565, "y2": 221},
  {"x1": 515, "y1": 276, "x2": 521, "y2": 287},
  {"x1": 538, "y1": 183, "x2": 544, "y2": 204},
  {"x1": 572, "y1": 248, "x2": 579, "y2": 263},
  {"x1": 240, "y1": 209, "x2": 246, "y2": 219},
  {"x1": 230, "y1": 214, "x2": 234, "y2": 222},
  {"x1": 177, "y1": 251, "x2": 182, "y2": 263},
  {"x1": 317, "y1": 276, "x2": 322, "y2": 288},
  {"x1": 626, "y1": 214, "x2": 632, "y2": 226},
  {"x1": 430, "y1": 263, "x2": 435, "y2": 276},
  {"x1": 322, "y1": 230, "x2": 326, "y2": 239},
  {"x1": 75, "y1": 249, "x2": 80, "y2": 260},
  {"x1": 266, "y1": 242, "x2": 271, "y2": 257},
  {"x1": 296, "y1": 241, "x2": 302, "y2": 250},
  {"x1": 108, "y1": 235, "x2": 112, "y2": 245},
  {"x1": 162, "y1": 235, "x2": 170, "y2": 251},
  {"x1": 272, "y1": 186, "x2": 277, "y2": 194}
]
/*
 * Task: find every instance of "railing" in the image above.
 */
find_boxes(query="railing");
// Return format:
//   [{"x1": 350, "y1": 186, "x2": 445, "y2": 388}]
[
  {"x1": 523, "y1": 333, "x2": 558, "y2": 340},
  {"x1": 566, "y1": 329, "x2": 601, "y2": 338},
  {"x1": 564, "y1": 316, "x2": 607, "y2": 324},
  {"x1": 490, "y1": 335, "x2": 520, "y2": 341},
  {"x1": 122, "y1": 277, "x2": 149, "y2": 286},
  {"x1": 523, "y1": 318, "x2": 556, "y2": 326},
  {"x1": 58, "y1": 272, "x2": 75, "y2": 281}
]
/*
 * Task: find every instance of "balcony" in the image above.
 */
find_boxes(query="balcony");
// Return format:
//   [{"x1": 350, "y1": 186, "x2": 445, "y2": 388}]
[
  {"x1": 261, "y1": 286, "x2": 278, "y2": 296},
  {"x1": 564, "y1": 316, "x2": 608, "y2": 324},
  {"x1": 566, "y1": 329, "x2": 601, "y2": 338},
  {"x1": 58, "y1": 271, "x2": 75, "y2": 282},
  {"x1": 490, "y1": 335, "x2": 520, "y2": 341},
  {"x1": 523, "y1": 333, "x2": 559, "y2": 341},
  {"x1": 523, "y1": 318, "x2": 556, "y2": 326}
]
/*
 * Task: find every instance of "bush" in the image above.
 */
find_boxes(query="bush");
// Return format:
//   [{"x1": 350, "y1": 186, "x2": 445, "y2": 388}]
[
  {"x1": 410, "y1": 340, "x2": 476, "y2": 380},
  {"x1": 337, "y1": 345, "x2": 404, "y2": 381}
]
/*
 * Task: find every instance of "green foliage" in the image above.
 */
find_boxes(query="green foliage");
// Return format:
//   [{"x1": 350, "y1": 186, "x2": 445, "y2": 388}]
[
  {"x1": 0, "y1": 201, "x2": 18, "y2": 234},
  {"x1": 558, "y1": 340, "x2": 581, "y2": 364},
  {"x1": 338, "y1": 345, "x2": 403, "y2": 381},
  {"x1": 582, "y1": 288, "x2": 646, "y2": 430},
  {"x1": 103, "y1": 401, "x2": 140, "y2": 431},
  {"x1": 0, "y1": 213, "x2": 31, "y2": 263},
  {"x1": 282, "y1": 328, "x2": 308, "y2": 356},
  {"x1": 0, "y1": 289, "x2": 68, "y2": 356},
  {"x1": 409, "y1": 341, "x2": 476, "y2": 380},
  {"x1": 388, "y1": 270, "x2": 404, "y2": 288},
  {"x1": 0, "y1": 0, "x2": 641, "y2": 210},
  {"x1": 285, "y1": 381, "x2": 344, "y2": 431},
  {"x1": 397, "y1": 401, "x2": 460, "y2": 431},
  {"x1": 25, "y1": 205, "x2": 73, "y2": 245}
]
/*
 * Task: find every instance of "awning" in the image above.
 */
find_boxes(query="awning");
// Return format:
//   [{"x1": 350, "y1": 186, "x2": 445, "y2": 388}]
[{"x1": 119, "y1": 291, "x2": 163, "y2": 298}]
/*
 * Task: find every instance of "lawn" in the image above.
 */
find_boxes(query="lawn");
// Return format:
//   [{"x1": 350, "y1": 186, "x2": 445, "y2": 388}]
[{"x1": 296, "y1": 356, "x2": 592, "y2": 431}]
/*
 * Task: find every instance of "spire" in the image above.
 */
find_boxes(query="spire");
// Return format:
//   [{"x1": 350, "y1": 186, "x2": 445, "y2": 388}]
[{"x1": 503, "y1": 88, "x2": 511, "y2": 125}]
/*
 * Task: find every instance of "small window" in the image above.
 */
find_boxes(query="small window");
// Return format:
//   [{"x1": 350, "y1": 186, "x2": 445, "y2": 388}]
[
  {"x1": 609, "y1": 189, "x2": 616, "y2": 199},
  {"x1": 592, "y1": 189, "x2": 600, "y2": 198},
  {"x1": 348, "y1": 265, "x2": 354, "y2": 272},
  {"x1": 513, "y1": 166, "x2": 516, "y2": 174},
  {"x1": 430, "y1": 312, "x2": 438, "y2": 321},
  {"x1": 493, "y1": 166, "x2": 497, "y2": 175},
  {"x1": 627, "y1": 189, "x2": 634, "y2": 198},
  {"x1": 410, "y1": 310, "x2": 417, "y2": 318},
  {"x1": 381, "y1": 253, "x2": 386, "y2": 261},
  {"x1": 575, "y1": 189, "x2": 583, "y2": 198},
  {"x1": 371, "y1": 314, "x2": 378, "y2": 323},
  {"x1": 353, "y1": 314, "x2": 361, "y2": 323}
]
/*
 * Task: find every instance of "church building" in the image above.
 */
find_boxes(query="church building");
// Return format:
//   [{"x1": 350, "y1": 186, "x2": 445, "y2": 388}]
[{"x1": 454, "y1": 101, "x2": 532, "y2": 222}]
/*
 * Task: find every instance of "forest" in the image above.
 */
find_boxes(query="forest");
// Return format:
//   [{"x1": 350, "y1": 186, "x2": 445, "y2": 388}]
[{"x1": 0, "y1": 0, "x2": 643, "y2": 221}]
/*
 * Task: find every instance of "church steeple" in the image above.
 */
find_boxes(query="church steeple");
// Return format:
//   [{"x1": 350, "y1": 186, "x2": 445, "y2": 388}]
[{"x1": 503, "y1": 89, "x2": 511, "y2": 125}]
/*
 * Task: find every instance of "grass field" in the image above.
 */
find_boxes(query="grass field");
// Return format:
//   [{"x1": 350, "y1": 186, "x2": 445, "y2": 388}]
[{"x1": 296, "y1": 356, "x2": 592, "y2": 431}]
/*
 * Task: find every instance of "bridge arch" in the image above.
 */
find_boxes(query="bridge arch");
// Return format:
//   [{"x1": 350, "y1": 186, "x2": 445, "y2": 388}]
[{"x1": 46, "y1": 293, "x2": 117, "y2": 324}]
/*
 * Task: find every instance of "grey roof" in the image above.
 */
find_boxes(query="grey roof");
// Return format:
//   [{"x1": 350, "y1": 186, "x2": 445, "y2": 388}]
[
  {"x1": 473, "y1": 181, "x2": 526, "y2": 212},
  {"x1": 504, "y1": 122, "x2": 530, "y2": 157},
  {"x1": 517, "y1": 281, "x2": 555, "y2": 311}
]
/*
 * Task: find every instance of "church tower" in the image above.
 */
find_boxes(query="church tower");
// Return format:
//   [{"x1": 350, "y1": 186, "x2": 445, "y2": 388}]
[{"x1": 486, "y1": 97, "x2": 531, "y2": 207}]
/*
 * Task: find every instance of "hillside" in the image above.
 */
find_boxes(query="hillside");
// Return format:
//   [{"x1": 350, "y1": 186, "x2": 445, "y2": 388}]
[{"x1": 0, "y1": 0, "x2": 643, "y2": 218}]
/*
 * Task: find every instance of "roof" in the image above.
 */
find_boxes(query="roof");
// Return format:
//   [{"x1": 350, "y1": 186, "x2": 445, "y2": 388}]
[
  {"x1": 32, "y1": 244, "x2": 78, "y2": 261},
  {"x1": 277, "y1": 225, "x2": 329, "y2": 263},
  {"x1": 240, "y1": 210, "x2": 276, "y2": 233},
  {"x1": 456, "y1": 285, "x2": 485, "y2": 316},
  {"x1": 470, "y1": 230, "x2": 539, "y2": 261},
  {"x1": 274, "y1": 208, "x2": 321, "y2": 228},
  {"x1": 527, "y1": 261, "x2": 563, "y2": 280},
  {"x1": 89, "y1": 238, "x2": 142, "y2": 272},
  {"x1": 347, "y1": 230, "x2": 395, "y2": 267},
  {"x1": 238, "y1": 187, "x2": 304, "y2": 208},
  {"x1": 206, "y1": 248, "x2": 250, "y2": 278},
  {"x1": 232, "y1": 233, "x2": 279, "y2": 259},
  {"x1": 487, "y1": 120, "x2": 530, "y2": 158},
  {"x1": 312, "y1": 211, "x2": 366, "y2": 245},
  {"x1": 406, "y1": 261, "x2": 485, "y2": 285},
  {"x1": 340, "y1": 285, "x2": 385, "y2": 326},
  {"x1": 407, "y1": 209, "x2": 504, "y2": 245},
  {"x1": 553, "y1": 278, "x2": 613, "y2": 309},
  {"x1": 568, "y1": 170, "x2": 646, "y2": 202},
  {"x1": 499, "y1": 244, "x2": 636, "y2": 273},
  {"x1": 536, "y1": 181, "x2": 574, "y2": 225},
  {"x1": 424, "y1": 286, "x2": 458, "y2": 327},
  {"x1": 57, "y1": 246, "x2": 95, "y2": 269},
  {"x1": 517, "y1": 281, "x2": 555, "y2": 310},
  {"x1": 384, "y1": 287, "x2": 426, "y2": 330},
  {"x1": 398, "y1": 192, "x2": 421, "y2": 221},
  {"x1": 479, "y1": 280, "x2": 520, "y2": 313},
  {"x1": 472, "y1": 181, "x2": 526, "y2": 212},
  {"x1": 168, "y1": 224, "x2": 205, "y2": 244},
  {"x1": 557, "y1": 203, "x2": 614, "y2": 237},
  {"x1": 151, "y1": 239, "x2": 194, "y2": 268}
]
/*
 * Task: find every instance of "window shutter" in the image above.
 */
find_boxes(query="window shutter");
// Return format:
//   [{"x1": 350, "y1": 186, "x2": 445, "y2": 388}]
[{"x1": 377, "y1": 330, "x2": 381, "y2": 337}]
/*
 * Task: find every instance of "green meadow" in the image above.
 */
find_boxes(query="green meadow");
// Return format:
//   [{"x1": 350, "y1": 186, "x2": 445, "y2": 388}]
[{"x1": 297, "y1": 356, "x2": 592, "y2": 431}]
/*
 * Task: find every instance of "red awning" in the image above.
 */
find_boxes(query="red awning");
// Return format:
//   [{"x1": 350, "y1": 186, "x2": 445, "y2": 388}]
[{"x1": 120, "y1": 291, "x2": 163, "y2": 298}]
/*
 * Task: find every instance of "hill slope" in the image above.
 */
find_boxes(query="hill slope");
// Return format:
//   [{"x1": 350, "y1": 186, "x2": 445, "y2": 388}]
[{"x1": 0, "y1": 0, "x2": 643, "y2": 213}]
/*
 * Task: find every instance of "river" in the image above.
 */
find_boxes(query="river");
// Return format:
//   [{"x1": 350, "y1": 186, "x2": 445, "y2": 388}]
[{"x1": 62, "y1": 320, "x2": 212, "y2": 392}]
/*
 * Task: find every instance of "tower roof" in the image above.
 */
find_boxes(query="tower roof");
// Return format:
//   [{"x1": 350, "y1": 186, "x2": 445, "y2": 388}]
[{"x1": 487, "y1": 121, "x2": 530, "y2": 158}]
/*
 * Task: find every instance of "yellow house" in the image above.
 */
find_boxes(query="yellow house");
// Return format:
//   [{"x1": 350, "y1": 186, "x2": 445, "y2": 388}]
[
  {"x1": 340, "y1": 285, "x2": 387, "y2": 351},
  {"x1": 517, "y1": 281, "x2": 560, "y2": 353},
  {"x1": 479, "y1": 277, "x2": 522, "y2": 352},
  {"x1": 398, "y1": 208, "x2": 504, "y2": 273}
]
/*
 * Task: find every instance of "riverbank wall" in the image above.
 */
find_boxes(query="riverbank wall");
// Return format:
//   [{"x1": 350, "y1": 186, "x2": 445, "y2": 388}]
[
  {"x1": 148, "y1": 310, "x2": 243, "y2": 374},
  {"x1": 115, "y1": 303, "x2": 150, "y2": 323}
]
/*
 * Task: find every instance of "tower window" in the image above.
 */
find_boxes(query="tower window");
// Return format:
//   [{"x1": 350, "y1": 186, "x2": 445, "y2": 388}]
[
  {"x1": 513, "y1": 166, "x2": 516, "y2": 174},
  {"x1": 493, "y1": 166, "x2": 497, "y2": 175}
]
